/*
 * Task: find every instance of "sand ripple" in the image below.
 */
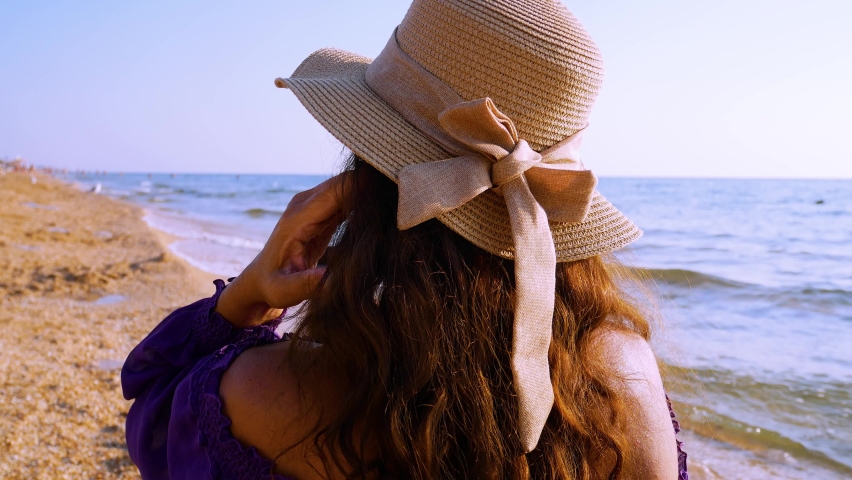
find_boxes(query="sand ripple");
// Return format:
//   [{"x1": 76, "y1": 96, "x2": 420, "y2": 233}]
[{"x1": 0, "y1": 172, "x2": 214, "y2": 478}]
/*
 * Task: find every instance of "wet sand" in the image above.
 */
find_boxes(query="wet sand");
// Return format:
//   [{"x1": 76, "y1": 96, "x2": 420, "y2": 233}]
[{"x1": 0, "y1": 171, "x2": 216, "y2": 478}]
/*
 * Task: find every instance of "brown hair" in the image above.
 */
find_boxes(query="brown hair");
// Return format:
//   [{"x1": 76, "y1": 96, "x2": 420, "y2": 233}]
[{"x1": 287, "y1": 155, "x2": 651, "y2": 479}]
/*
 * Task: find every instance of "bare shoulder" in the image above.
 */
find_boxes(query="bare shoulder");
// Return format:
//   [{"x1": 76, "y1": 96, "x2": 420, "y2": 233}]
[
  {"x1": 219, "y1": 341, "x2": 302, "y2": 451},
  {"x1": 220, "y1": 341, "x2": 329, "y2": 478},
  {"x1": 589, "y1": 328, "x2": 661, "y2": 383},
  {"x1": 587, "y1": 329, "x2": 680, "y2": 479}
]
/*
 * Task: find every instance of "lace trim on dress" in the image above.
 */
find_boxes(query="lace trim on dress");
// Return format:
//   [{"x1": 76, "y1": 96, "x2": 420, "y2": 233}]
[
  {"x1": 189, "y1": 318, "x2": 293, "y2": 479},
  {"x1": 667, "y1": 394, "x2": 689, "y2": 480},
  {"x1": 190, "y1": 279, "x2": 242, "y2": 355}
]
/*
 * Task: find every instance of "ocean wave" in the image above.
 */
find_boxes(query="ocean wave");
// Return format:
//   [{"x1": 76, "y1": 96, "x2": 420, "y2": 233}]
[
  {"x1": 146, "y1": 188, "x2": 237, "y2": 199},
  {"x1": 640, "y1": 267, "x2": 852, "y2": 309},
  {"x1": 665, "y1": 365, "x2": 852, "y2": 475},
  {"x1": 672, "y1": 400, "x2": 852, "y2": 476},
  {"x1": 800, "y1": 287, "x2": 852, "y2": 297},
  {"x1": 762, "y1": 287, "x2": 852, "y2": 310},
  {"x1": 193, "y1": 191, "x2": 238, "y2": 199},
  {"x1": 166, "y1": 242, "x2": 256, "y2": 277},
  {"x1": 171, "y1": 231, "x2": 264, "y2": 250},
  {"x1": 243, "y1": 208, "x2": 283, "y2": 218},
  {"x1": 142, "y1": 212, "x2": 266, "y2": 251},
  {"x1": 265, "y1": 187, "x2": 303, "y2": 194},
  {"x1": 183, "y1": 230, "x2": 264, "y2": 250},
  {"x1": 634, "y1": 268, "x2": 746, "y2": 289}
]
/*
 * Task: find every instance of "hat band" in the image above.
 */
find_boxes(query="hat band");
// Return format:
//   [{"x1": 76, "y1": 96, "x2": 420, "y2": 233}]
[{"x1": 365, "y1": 31, "x2": 598, "y2": 452}]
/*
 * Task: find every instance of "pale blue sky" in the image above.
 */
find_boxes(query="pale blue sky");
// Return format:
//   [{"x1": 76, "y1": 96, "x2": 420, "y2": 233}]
[{"x1": 1, "y1": 0, "x2": 850, "y2": 177}]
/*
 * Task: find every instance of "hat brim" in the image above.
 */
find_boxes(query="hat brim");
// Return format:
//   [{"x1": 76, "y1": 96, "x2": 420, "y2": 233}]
[{"x1": 278, "y1": 48, "x2": 641, "y2": 262}]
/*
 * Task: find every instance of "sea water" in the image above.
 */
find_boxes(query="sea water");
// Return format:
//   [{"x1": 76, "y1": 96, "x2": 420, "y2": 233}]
[
  {"x1": 604, "y1": 178, "x2": 852, "y2": 478},
  {"x1": 71, "y1": 173, "x2": 852, "y2": 477}
]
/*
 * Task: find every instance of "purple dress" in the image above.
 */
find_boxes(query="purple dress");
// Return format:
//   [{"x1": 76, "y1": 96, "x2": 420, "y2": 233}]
[{"x1": 122, "y1": 280, "x2": 688, "y2": 479}]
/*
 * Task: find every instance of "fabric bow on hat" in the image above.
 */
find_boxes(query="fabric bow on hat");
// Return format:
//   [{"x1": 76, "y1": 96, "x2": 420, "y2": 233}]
[
  {"x1": 395, "y1": 97, "x2": 598, "y2": 452},
  {"x1": 397, "y1": 97, "x2": 597, "y2": 230}
]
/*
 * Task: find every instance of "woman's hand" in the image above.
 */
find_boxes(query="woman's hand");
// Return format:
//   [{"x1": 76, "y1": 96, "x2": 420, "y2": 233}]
[{"x1": 215, "y1": 173, "x2": 348, "y2": 328}]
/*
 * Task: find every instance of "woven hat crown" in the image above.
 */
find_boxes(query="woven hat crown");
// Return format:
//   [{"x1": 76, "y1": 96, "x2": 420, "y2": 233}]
[
  {"x1": 277, "y1": 0, "x2": 639, "y2": 264},
  {"x1": 396, "y1": 0, "x2": 605, "y2": 151}
]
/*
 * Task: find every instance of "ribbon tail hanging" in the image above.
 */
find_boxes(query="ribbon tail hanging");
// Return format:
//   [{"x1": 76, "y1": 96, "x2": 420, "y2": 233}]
[{"x1": 501, "y1": 176, "x2": 557, "y2": 453}]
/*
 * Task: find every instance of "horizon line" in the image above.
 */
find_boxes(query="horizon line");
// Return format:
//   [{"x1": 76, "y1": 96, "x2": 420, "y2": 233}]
[{"x1": 55, "y1": 171, "x2": 852, "y2": 181}]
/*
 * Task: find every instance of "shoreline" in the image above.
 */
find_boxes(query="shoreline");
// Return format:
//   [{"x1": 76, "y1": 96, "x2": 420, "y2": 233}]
[{"x1": 145, "y1": 222, "x2": 225, "y2": 284}]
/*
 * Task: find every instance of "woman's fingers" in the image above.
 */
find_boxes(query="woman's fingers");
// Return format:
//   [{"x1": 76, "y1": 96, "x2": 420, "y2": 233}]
[
  {"x1": 244, "y1": 172, "x2": 351, "y2": 310},
  {"x1": 285, "y1": 174, "x2": 349, "y2": 241},
  {"x1": 266, "y1": 266, "x2": 327, "y2": 308},
  {"x1": 303, "y1": 222, "x2": 337, "y2": 268},
  {"x1": 268, "y1": 173, "x2": 348, "y2": 248},
  {"x1": 286, "y1": 173, "x2": 337, "y2": 206}
]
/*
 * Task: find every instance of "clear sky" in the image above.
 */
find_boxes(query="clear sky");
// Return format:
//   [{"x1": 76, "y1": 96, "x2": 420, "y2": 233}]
[{"x1": 1, "y1": 0, "x2": 850, "y2": 178}]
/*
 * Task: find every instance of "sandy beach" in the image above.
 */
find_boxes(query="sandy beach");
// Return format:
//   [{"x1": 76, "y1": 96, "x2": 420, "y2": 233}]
[{"x1": 0, "y1": 171, "x2": 216, "y2": 479}]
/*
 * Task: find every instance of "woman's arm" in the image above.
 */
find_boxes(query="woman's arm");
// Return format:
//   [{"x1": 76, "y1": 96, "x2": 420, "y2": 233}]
[
  {"x1": 214, "y1": 172, "x2": 347, "y2": 327},
  {"x1": 121, "y1": 281, "x2": 263, "y2": 478},
  {"x1": 594, "y1": 330, "x2": 680, "y2": 479},
  {"x1": 121, "y1": 174, "x2": 347, "y2": 478}
]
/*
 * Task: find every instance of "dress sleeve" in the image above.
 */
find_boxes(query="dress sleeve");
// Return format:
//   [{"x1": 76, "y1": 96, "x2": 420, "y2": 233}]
[{"x1": 121, "y1": 279, "x2": 283, "y2": 479}]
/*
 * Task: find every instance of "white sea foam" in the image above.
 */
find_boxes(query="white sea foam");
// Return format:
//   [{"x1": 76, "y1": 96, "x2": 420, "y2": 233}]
[{"x1": 142, "y1": 209, "x2": 264, "y2": 276}]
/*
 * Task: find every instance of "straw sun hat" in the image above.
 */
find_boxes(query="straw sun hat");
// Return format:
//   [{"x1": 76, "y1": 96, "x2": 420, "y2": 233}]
[{"x1": 275, "y1": 0, "x2": 641, "y2": 453}]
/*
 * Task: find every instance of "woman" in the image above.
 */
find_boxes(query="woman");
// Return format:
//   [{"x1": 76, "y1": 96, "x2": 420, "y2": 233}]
[{"x1": 123, "y1": 0, "x2": 688, "y2": 478}]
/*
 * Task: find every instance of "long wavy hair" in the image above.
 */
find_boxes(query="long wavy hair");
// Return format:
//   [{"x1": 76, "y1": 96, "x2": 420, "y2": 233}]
[{"x1": 287, "y1": 154, "x2": 651, "y2": 479}]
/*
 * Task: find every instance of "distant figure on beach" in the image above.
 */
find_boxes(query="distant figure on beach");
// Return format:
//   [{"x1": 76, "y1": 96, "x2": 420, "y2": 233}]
[{"x1": 122, "y1": 1, "x2": 687, "y2": 479}]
